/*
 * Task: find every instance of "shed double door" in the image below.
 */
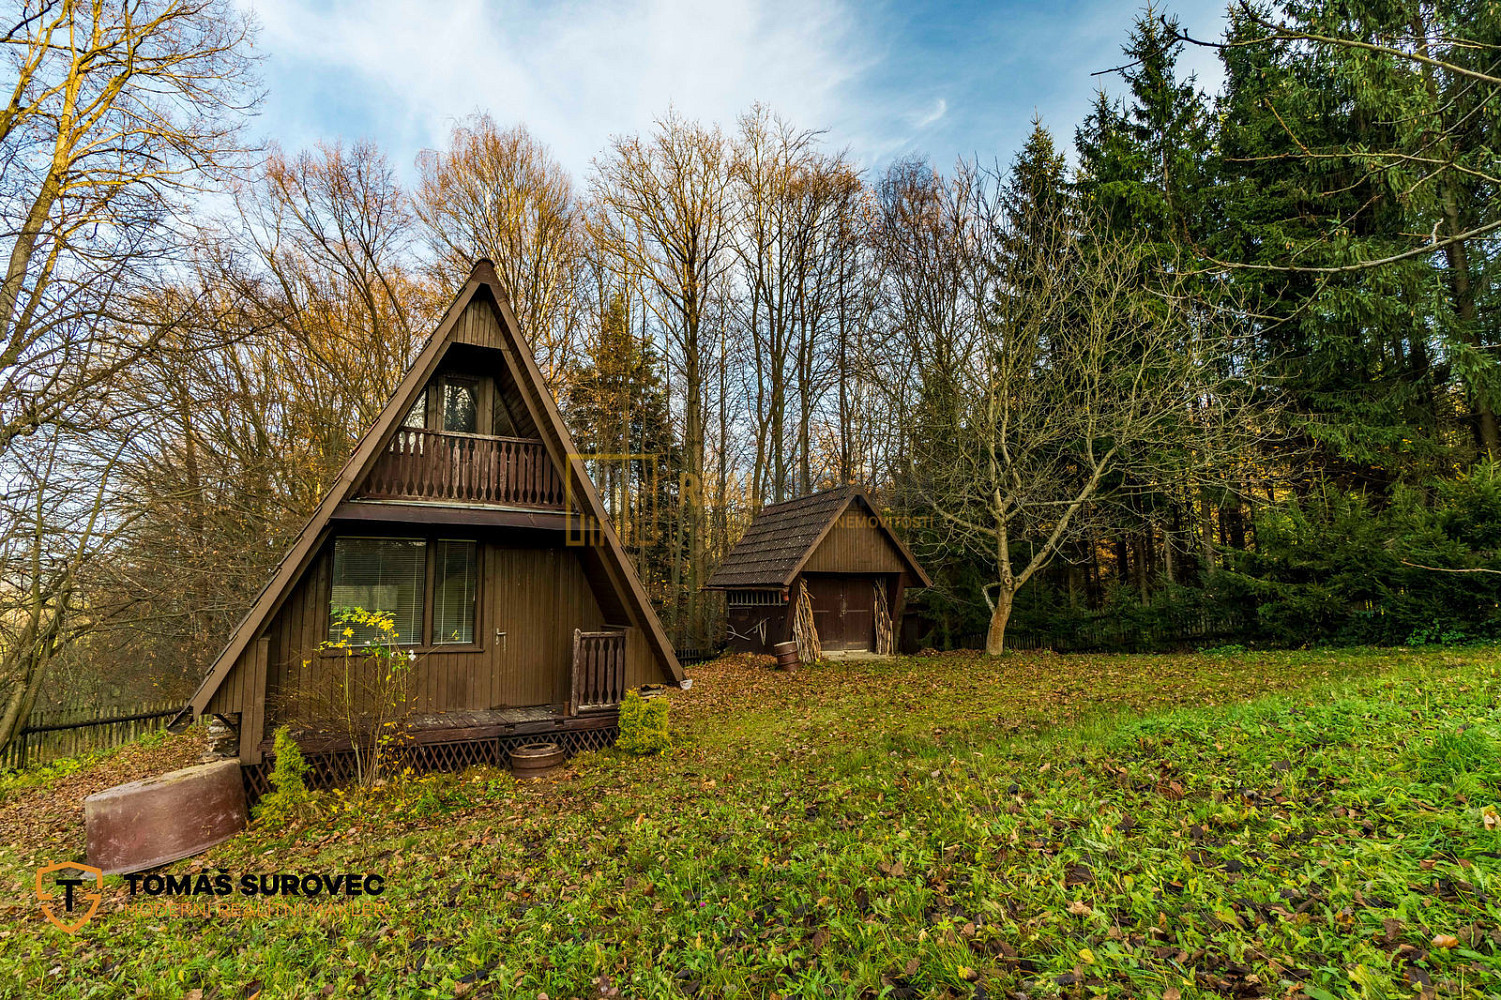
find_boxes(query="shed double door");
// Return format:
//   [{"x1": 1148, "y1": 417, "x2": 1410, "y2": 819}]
[{"x1": 804, "y1": 574, "x2": 874, "y2": 651}]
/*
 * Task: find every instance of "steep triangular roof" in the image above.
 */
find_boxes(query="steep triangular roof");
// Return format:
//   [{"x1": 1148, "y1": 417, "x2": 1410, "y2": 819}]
[
  {"x1": 183, "y1": 261, "x2": 682, "y2": 718},
  {"x1": 705, "y1": 487, "x2": 930, "y2": 590}
]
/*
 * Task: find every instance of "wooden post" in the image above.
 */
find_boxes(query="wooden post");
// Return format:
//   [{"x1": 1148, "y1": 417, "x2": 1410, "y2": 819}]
[
  {"x1": 240, "y1": 636, "x2": 270, "y2": 765},
  {"x1": 569, "y1": 628, "x2": 581, "y2": 716}
]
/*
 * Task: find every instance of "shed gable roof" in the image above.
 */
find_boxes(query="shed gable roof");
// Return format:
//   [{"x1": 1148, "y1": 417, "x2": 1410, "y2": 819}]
[{"x1": 705, "y1": 487, "x2": 930, "y2": 590}]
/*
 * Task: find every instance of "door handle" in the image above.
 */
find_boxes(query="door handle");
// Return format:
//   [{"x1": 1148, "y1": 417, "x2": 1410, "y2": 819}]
[{"x1": 495, "y1": 629, "x2": 507, "y2": 650}]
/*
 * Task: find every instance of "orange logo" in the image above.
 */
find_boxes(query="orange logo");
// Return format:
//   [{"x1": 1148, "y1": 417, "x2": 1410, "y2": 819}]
[{"x1": 36, "y1": 862, "x2": 103, "y2": 933}]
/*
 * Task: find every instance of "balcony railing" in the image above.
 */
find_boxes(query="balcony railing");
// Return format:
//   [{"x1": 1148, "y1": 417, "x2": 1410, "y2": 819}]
[
  {"x1": 361, "y1": 428, "x2": 565, "y2": 508},
  {"x1": 571, "y1": 628, "x2": 627, "y2": 713}
]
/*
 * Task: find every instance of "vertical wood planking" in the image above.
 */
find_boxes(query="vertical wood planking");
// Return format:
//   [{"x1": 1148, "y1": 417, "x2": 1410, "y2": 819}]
[{"x1": 240, "y1": 636, "x2": 270, "y2": 764}]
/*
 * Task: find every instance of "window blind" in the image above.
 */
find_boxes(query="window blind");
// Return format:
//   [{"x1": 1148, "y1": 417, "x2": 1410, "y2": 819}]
[
  {"x1": 328, "y1": 538, "x2": 426, "y2": 645},
  {"x1": 431, "y1": 540, "x2": 477, "y2": 645}
]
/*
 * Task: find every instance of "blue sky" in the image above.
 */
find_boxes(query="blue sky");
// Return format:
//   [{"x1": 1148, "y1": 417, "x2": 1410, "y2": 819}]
[{"x1": 239, "y1": 0, "x2": 1230, "y2": 182}]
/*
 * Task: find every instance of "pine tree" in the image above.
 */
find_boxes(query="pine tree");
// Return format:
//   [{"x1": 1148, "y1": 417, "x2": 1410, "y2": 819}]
[
  {"x1": 1075, "y1": 5, "x2": 1213, "y2": 253},
  {"x1": 565, "y1": 293, "x2": 680, "y2": 619},
  {"x1": 1073, "y1": 7, "x2": 1221, "y2": 593},
  {"x1": 1212, "y1": 1, "x2": 1468, "y2": 486}
]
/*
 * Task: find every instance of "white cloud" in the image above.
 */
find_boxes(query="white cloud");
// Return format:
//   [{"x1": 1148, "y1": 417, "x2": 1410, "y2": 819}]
[
  {"x1": 241, "y1": 0, "x2": 886, "y2": 178},
  {"x1": 236, "y1": 0, "x2": 1235, "y2": 185},
  {"x1": 912, "y1": 97, "x2": 947, "y2": 130}
]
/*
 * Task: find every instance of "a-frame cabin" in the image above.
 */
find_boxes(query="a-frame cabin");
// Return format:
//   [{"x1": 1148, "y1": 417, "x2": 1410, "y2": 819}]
[
  {"x1": 706, "y1": 487, "x2": 930, "y2": 655},
  {"x1": 182, "y1": 260, "x2": 682, "y2": 790}
]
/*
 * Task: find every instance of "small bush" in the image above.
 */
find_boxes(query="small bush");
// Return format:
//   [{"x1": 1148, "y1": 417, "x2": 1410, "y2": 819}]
[
  {"x1": 254, "y1": 726, "x2": 315, "y2": 828},
  {"x1": 617, "y1": 690, "x2": 671, "y2": 756}
]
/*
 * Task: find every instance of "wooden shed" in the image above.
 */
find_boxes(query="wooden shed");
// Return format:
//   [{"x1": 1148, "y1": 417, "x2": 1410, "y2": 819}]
[
  {"x1": 706, "y1": 488, "x2": 930, "y2": 655},
  {"x1": 179, "y1": 260, "x2": 682, "y2": 792}
]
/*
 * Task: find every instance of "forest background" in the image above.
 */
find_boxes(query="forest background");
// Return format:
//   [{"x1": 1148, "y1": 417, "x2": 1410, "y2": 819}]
[{"x1": 5, "y1": 1, "x2": 1501, "y2": 729}]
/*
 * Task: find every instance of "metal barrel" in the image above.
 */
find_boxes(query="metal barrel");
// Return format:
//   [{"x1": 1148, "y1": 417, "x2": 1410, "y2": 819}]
[{"x1": 772, "y1": 641, "x2": 800, "y2": 671}]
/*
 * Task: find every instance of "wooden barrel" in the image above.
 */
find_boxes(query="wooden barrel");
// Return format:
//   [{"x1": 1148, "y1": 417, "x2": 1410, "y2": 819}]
[
  {"x1": 84, "y1": 759, "x2": 247, "y2": 874},
  {"x1": 509, "y1": 742, "x2": 565, "y2": 779},
  {"x1": 772, "y1": 641, "x2": 800, "y2": 671}
]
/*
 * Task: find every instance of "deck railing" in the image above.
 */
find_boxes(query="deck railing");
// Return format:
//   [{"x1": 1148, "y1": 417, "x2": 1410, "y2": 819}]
[
  {"x1": 571, "y1": 628, "x2": 627, "y2": 713},
  {"x1": 362, "y1": 428, "x2": 565, "y2": 507}
]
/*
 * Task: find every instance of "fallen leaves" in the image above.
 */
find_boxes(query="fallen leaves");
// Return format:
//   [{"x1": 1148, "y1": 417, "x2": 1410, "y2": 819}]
[{"x1": 4, "y1": 649, "x2": 1500, "y2": 1000}]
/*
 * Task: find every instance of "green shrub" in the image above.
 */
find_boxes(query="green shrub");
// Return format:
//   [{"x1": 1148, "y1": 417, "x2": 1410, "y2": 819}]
[
  {"x1": 617, "y1": 690, "x2": 671, "y2": 756},
  {"x1": 254, "y1": 726, "x2": 315, "y2": 828}
]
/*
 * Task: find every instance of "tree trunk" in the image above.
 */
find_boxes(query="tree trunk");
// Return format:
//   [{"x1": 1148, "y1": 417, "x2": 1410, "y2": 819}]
[
  {"x1": 985, "y1": 585, "x2": 1015, "y2": 656},
  {"x1": 1440, "y1": 199, "x2": 1501, "y2": 458}
]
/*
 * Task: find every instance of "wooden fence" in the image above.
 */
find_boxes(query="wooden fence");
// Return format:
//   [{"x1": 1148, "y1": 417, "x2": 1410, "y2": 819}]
[{"x1": 1, "y1": 699, "x2": 183, "y2": 771}]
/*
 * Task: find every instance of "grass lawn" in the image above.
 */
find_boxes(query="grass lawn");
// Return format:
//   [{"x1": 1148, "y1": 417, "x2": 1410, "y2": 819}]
[{"x1": 1, "y1": 646, "x2": 1498, "y2": 999}]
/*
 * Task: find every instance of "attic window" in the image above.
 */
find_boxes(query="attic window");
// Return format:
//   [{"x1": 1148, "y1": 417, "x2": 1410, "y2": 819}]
[
  {"x1": 401, "y1": 389, "x2": 426, "y2": 429},
  {"x1": 442, "y1": 380, "x2": 478, "y2": 433},
  {"x1": 329, "y1": 537, "x2": 426, "y2": 645}
]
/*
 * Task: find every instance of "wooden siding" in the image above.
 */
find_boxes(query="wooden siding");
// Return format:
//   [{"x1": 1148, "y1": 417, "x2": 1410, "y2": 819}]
[
  {"x1": 453, "y1": 295, "x2": 506, "y2": 350},
  {"x1": 802, "y1": 515, "x2": 909, "y2": 574},
  {"x1": 726, "y1": 605, "x2": 792, "y2": 654},
  {"x1": 803, "y1": 573, "x2": 876, "y2": 651},
  {"x1": 623, "y1": 622, "x2": 654, "y2": 690},
  {"x1": 186, "y1": 263, "x2": 683, "y2": 728},
  {"x1": 208, "y1": 535, "x2": 632, "y2": 731},
  {"x1": 486, "y1": 546, "x2": 605, "y2": 708}
]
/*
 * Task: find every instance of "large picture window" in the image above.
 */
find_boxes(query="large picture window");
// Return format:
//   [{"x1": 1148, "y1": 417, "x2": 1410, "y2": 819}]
[
  {"x1": 328, "y1": 538, "x2": 426, "y2": 645},
  {"x1": 431, "y1": 540, "x2": 478, "y2": 644},
  {"x1": 327, "y1": 536, "x2": 481, "y2": 648}
]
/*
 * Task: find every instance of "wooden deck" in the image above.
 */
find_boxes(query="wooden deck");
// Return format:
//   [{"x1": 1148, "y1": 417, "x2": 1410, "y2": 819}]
[{"x1": 256, "y1": 706, "x2": 615, "y2": 757}]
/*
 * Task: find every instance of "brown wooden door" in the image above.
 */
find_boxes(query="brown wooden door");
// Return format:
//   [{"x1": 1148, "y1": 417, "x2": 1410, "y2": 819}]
[
  {"x1": 487, "y1": 548, "x2": 561, "y2": 708},
  {"x1": 804, "y1": 575, "x2": 874, "y2": 651}
]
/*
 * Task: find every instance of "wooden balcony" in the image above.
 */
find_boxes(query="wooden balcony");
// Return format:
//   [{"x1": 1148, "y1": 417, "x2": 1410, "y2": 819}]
[{"x1": 361, "y1": 428, "x2": 565, "y2": 508}]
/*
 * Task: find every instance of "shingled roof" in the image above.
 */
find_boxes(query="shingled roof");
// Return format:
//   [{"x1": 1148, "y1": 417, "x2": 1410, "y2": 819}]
[{"x1": 705, "y1": 487, "x2": 929, "y2": 590}]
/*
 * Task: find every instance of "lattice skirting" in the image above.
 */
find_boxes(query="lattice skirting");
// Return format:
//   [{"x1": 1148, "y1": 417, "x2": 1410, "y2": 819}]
[{"x1": 241, "y1": 727, "x2": 618, "y2": 805}]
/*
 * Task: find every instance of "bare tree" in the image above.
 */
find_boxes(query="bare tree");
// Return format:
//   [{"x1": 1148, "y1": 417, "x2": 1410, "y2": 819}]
[
  {"x1": 885, "y1": 202, "x2": 1268, "y2": 654},
  {"x1": 233, "y1": 141, "x2": 435, "y2": 438},
  {"x1": 0, "y1": 431, "x2": 126, "y2": 746},
  {"x1": 30, "y1": 142, "x2": 436, "y2": 718},
  {"x1": 730, "y1": 106, "x2": 860, "y2": 502},
  {"x1": 415, "y1": 117, "x2": 579, "y2": 381},
  {"x1": 0, "y1": 0, "x2": 256, "y2": 749},
  {"x1": 0, "y1": 0, "x2": 255, "y2": 454},
  {"x1": 589, "y1": 111, "x2": 733, "y2": 645}
]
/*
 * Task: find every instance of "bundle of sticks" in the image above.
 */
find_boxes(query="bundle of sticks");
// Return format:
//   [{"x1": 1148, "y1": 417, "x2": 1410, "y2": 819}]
[
  {"x1": 873, "y1": 581, "x2": 894, "y2": 655},
  {"x1": 792, "y1": 579, "x2": 821, "y2": 663}
]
